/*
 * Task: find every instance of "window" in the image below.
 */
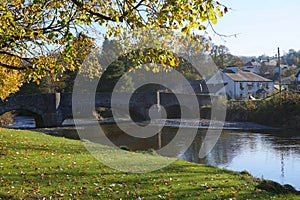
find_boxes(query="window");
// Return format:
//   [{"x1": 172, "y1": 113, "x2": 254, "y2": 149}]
[{"x1": 240, "y1": 83, "x2": 244, "y2": 90}]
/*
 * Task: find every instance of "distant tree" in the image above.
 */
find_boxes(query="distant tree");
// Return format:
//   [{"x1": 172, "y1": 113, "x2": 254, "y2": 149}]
[
  {"x1": 97, "y1": 57, "x2": 134, "y2": 92},
  {"x1": 117, "y1": 74, "x2": 135, "y2": 93},
  {"x1": 257, "y1": 54, "x2": 271, "y2": 61},
  {"x1": 96, "y1": 39, "x2": 134, "y2": 92},
  {"x1": 238, "y1": 56, "x2": 257, "y2": 64},
  {"x1": 259, "y1": 61, "x2": 275, "y2": 78},
  {"x1": 282, "y1": 49, "x2": 300, "y2": 66},
  {"x1": 176, "y1": 58, "x2": 202, "y2": 80},
  {"x1": 282, "y1": 67, "x2": 298, "y2": 78},
  {"x1": 210, "y1": 45, "x2": 242, "y2": 69}
]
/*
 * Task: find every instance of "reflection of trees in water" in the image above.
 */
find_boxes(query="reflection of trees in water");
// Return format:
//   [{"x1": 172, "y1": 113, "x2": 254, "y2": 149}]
[
  {"x1": 263, "y1": 131, "x2": 300, "y2": 155},
  {"x1": 100, "y1": 124, "x2": 180, "y2": 152},
  {"x1": 83, "y1": 124, "x2": 300, "y2": 170},
  {"x1": 260, "y1": 131, "x2": 300, "y2": 180},
  {"x1": 181, "y1": 131, "x2": 258, "y2": 166},
  {"x1": 182, "y1": 130, "x2": 300, "y2": 176}
]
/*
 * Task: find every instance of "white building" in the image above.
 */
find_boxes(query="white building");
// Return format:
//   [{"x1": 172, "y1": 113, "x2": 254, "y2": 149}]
[{"x1": 207, "y1": 66, "x2": 274, "y2": 100}]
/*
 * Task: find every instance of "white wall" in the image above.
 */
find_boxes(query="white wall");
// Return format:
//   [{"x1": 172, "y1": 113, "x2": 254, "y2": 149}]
[
  {"x1": 207, "y1": 71, "x2": 274, "y2": 99},
  {"x1": 230, "y1": 81, "x2": 274, "y2": 100}
]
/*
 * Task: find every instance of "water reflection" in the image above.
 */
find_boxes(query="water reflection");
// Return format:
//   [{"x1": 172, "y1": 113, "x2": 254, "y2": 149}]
[
  {"x1": 197, "y1": 131, "x2": 300, "y2": 190},
  {"x1": 7, "y1": 116, "x2": 36, "y2": 129}
]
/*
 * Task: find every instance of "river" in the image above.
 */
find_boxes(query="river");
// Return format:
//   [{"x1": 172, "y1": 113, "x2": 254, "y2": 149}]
[{"x1": 6, "y1": 116, "x2": 300, "y2": 190}]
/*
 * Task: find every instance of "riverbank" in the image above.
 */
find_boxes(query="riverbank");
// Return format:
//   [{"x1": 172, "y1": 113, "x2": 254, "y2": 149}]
[{"x1": 0, "y1": 128, "x2": 298, "y2": 199}]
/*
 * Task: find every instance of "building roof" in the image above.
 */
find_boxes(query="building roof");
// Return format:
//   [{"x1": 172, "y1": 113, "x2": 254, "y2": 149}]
[{"x1": 224, "y1": 71, "x2": 273, "y2": 82}]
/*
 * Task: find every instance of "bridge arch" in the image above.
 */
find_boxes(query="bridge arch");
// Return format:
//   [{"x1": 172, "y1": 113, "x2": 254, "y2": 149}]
[
  {"x1": 0, "y1": 105, "x2": 45, "y2": 128},
  {"x1": 165, "y1": 104, "x2": 196, "y2": 119}
]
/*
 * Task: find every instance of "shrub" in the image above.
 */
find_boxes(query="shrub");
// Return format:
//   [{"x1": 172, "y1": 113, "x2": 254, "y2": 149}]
[
  {"x1": 226, "y1": 91, "x2": 300, "y2": 129},
  {"x1": 226, "y1": 100, "x2": 258, "y2": 122},
  {"x1": 255, "y1": 92, "x2": 300, "y2": 128},
  {"x1": 0, "y1": 112, "x2": 14, "y2": 126}
]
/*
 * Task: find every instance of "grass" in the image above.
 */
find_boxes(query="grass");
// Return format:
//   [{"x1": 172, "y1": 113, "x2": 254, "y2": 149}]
[{"x1": 0, "y1": 128, "x2": 299, "y2": 199}]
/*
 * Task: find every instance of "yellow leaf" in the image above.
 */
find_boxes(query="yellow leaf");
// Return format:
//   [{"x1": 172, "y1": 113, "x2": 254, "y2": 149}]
[
  {"x1": 170, "y1": 59, "x2": 176, "y2": 67},
  {"x1": 218, "y1": 11, "x2": 223, "y2": 17},
  {"x1": 210, "y1": 17, "x2": 218, "y2": 24},
  {"x1": 205, "y1": 43, "x2": 210, "y2": 51},
  {"x1": 152, "y1": 67, "x2": 159, "y2": 73},
  {"x1": 30, "y1": 32, "x2": 35, "y2": 39}
]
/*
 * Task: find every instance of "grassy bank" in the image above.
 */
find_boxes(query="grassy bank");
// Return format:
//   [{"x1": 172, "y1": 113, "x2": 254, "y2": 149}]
[{"x1": 0, "y1": 128, "x2": 298, "y2": 199}]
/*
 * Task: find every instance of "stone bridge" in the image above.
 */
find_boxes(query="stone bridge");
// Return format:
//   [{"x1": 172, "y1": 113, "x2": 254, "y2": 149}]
[{"x1": 0, "y1": 92, "x2": 213, "y2": 127}]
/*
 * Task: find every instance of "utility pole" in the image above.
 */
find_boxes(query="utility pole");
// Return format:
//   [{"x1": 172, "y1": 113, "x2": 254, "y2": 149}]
[{"x1": 278, "y1": 47, "x2": 281, "y2": 93}]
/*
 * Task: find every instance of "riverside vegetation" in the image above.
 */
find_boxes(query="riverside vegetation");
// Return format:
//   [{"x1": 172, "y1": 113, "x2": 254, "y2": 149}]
[
  {"x1": 226, "y1": 91, "x2": 300, "y2": 129},
  {"x1": 0, "y1": 128, "x2": 299, "y2": 199}
]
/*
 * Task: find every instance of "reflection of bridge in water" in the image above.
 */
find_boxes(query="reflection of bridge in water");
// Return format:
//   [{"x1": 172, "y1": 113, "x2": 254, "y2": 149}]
[{"x1": 0, "y1": 92, "x2": 213, "y2": 128}]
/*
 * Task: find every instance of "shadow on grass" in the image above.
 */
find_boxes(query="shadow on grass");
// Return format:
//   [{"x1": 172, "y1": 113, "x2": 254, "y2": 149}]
[{"x1": 0, "y1": 192, "x2": 19, "y2": 200}]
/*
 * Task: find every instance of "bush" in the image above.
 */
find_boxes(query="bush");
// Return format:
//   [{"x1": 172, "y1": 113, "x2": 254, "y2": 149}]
[
  {"x1": 226, "y1": 100, "x2": 258, "y2": 122},
  {"x1": 0, "y1": 112, "x2": 14, "y2": 126},
  {"x1": 255, "y1": 92, "x2": 300, "y2": 128},
  {"x1": 226, "y1": 92, "x2": 300, "y2": 129}
]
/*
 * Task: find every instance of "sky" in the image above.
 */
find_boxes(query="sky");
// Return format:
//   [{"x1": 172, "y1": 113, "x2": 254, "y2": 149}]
[{"x1": 211, "y1": 0, "x2": 300, "y2": 57}]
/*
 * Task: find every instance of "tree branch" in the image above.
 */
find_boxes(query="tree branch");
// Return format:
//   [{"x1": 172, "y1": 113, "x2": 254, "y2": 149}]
[
  {"x1": 119, "y1": 0, "x2": 145, "y2": 21},
  {"x1": 71, "y1": 0, "x2": 145, "y2": 23},
  {"x1": 71, "y1": 0, "x2": 114, "y2": 21},
  {"x1": 0, "y1": 62, "x2": 27, "y2": 70},
  {"x1": 208, "y1": 21, "x2": 240, "y2": 39}
]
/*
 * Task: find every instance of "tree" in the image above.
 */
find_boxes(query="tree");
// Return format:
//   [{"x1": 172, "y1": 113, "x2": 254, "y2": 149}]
[
  {"x1": 259, "y1": 62, "x2": 272, "y2": 77},
  {"x1": 0, "y1": 0, "x2": 228, "y2": 98},
  {"x1": 98, "y1": 59, "x2": 129, "y2": 92},
  {"x1": 0, "y1": 67, "x2": 23, "y2": 100},
  {"x1": 210, "y1": 45, "x2": 242, "y2": 69},
  {"x1": 17, "y1": 33, "x2": 95, "y2": 94},
  {"x1": 96, "y1": 39, "x2": 134, "y2": 92},
  {"x1": 282, "y1": 49, "x2": 300, "y2": 66},
  {"x1": 282, "y1": 67, "x2": 297, "y2": 78}
]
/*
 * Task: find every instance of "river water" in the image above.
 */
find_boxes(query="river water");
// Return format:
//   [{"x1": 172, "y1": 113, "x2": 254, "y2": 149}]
[{"x1": 6, "y1": 116, "x2": 300, "y2": 190}]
